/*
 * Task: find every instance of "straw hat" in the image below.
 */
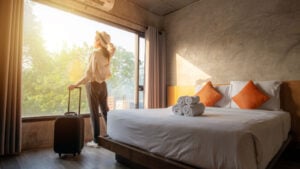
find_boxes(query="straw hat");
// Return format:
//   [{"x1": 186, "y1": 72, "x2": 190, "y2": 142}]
[{"x1": 96, "y1": 31, "x2": 111, "y2": 47}]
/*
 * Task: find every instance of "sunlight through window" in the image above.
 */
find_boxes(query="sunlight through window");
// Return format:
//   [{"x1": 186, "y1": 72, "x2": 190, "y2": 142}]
[{"x1": 22, "y1": 0, "x2": 145, "y2": 117}]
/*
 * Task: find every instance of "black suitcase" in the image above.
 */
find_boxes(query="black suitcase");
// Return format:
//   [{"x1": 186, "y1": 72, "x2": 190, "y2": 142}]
[{"x1": 53, "y1": 87, "x2": 84, "y2": 157}]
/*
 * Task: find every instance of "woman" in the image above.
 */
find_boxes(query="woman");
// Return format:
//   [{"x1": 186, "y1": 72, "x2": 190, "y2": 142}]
[{"x1": 68, "y1": 31, "x2": 115, "y2": 147}]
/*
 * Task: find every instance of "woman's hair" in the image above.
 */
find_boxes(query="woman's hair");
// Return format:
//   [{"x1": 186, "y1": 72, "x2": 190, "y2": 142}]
[{"x1": 96, "y1": 31, "x2": 116, "y2": 61}]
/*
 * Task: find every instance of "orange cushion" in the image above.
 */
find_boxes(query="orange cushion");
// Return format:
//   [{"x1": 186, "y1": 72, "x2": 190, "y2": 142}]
[
  {"x1": 232, "y1": 80, "x2": 269, "y2": 109},
  {"x1": 195, "y1": 81, "x2": 222, "y2": 106}
]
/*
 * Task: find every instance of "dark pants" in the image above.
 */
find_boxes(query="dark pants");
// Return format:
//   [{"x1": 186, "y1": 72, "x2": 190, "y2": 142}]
[{"x1": 85, "y1": 81, "x2": 109, "y2": 143}]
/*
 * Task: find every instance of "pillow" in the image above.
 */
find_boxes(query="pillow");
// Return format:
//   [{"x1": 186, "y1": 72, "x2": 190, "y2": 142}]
[
  {"x1": 214, "y1": 85, "x2": 231, "y2": 108},
  {"x1": 230, "y1": 80, "x2": 281, "y2": 110},
  {"x1": 195, "y1": 83, "x2": 230, "y2": 108},
  {"x1": 255, "y1": 81, "x2": 282, "y2": 110},
  {"x1": 232, "y1": 81, "x2": 270, "y2": 109},
  {"x1": 195, "y1": 81, "x2": 223, "y2": 106},
  {"x1": 230, "y1": 81, "x2": 249, "y2": 108}
]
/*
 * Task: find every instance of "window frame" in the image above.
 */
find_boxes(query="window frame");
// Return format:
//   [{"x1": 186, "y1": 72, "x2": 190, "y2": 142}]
[{"x1": 22, "y1": 0, "x2": 146, "y2": 119}]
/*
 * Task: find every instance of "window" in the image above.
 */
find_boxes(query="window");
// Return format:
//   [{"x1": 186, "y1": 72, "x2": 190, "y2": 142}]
[{"x1": 22, "y1": 0, "x2": 145, "y2": 117}]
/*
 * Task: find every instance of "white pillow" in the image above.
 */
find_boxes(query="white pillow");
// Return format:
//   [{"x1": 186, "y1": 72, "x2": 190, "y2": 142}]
[
  {"x1": 214, "y1": 85, "x2": 231, "y2": 108},
  {"x1": 230, "y1": 80, "x2": 282, "y2": 110},
  {"x1": 255, "y1": 81, "x2": 282, "y2": 110},
  {"x1": 195, "y1": 84, "x2": 231, "y2": 108},
  {"x1": 194, "y1": 85, "x2": 202, "y2": 94}
]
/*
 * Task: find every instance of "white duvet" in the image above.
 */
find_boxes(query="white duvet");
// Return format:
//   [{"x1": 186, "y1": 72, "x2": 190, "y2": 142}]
[{"x1": 107, "y1": 107, "x2": 290, "y2": 169}]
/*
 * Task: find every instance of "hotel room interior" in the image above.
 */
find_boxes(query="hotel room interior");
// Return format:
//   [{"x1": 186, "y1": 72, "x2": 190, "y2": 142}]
[{"x1": 0, "y1": 0, "x2": 300, "y2": 169}]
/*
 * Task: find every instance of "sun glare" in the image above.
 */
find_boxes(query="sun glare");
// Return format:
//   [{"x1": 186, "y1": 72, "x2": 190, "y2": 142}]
[{"x1": 32, "y1": 2, "x2": 135, "y2": 53}]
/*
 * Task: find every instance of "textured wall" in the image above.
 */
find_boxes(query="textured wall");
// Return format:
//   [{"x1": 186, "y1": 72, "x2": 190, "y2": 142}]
[{"x1": 164, "y1": 0, "x2": 300, "y2": 86}]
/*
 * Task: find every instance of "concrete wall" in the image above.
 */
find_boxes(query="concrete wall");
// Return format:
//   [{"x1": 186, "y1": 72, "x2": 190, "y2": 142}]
[
  {"x1": 164, "y1": 0, "x2": 300, "y2": 86},
  {"x1": 22, "y1": 117, "x2": 95, "y2": 150}
]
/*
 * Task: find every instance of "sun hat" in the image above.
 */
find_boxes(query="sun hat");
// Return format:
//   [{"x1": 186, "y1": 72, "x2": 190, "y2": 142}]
[{"x1": 96, "y1": 31, "x2": 111, "y2": 46}]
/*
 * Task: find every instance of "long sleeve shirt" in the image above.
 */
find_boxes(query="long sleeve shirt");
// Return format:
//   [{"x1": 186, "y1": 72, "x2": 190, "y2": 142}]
[{"x1": 75, "y1": 48, "x2": 111, "y2": 86}]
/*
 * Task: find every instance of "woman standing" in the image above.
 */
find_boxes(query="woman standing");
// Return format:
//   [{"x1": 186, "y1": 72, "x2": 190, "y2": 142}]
[{"x1": 68, "y1": 31, "x2": 115, "y2": 147}]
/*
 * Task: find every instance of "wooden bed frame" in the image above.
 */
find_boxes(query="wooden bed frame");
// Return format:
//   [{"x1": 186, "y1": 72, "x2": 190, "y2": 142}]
[
  {"x1": 99, "y1": 135, "x2": 292, "y2": 169},
  {"x1": 99, "y1": 136, "x2": 197, "y2": 169},
  {"x1": 98, "y1": 80, "x2": 300, "y2": 169}
]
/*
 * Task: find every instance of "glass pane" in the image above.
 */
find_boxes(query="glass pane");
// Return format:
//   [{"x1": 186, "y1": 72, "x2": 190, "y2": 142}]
[
  {"x1": 139, "y1": 37, "x2": 146, "y2": 108},
  {"x1": 22, "y1": 0, "x2": 139, "y2": 117}
]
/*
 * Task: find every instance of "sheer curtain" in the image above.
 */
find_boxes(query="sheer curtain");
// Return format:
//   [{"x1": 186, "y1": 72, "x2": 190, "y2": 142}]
[
  {"x1": 144, "y1": 26, "x2": 166, "y2": 108},
  {"x1": 0, "y1": 0, "x2": 23, "y2": 155}
]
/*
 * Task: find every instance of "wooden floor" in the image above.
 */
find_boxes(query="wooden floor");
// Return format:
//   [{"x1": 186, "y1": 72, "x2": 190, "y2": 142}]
[
  {"x1": 0, "y1": 146, "x2": 300, "y2": 169},
  {"x1": 0, "y1": 146, "x2": 130, "y2": 169}
]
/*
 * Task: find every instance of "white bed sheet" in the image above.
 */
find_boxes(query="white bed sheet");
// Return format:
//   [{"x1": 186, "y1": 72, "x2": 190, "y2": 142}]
[{"x1": 107, "y1": 107, "x2": 290, "y2": 169}]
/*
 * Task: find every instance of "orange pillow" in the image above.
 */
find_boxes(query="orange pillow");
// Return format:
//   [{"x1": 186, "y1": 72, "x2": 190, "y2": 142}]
[
  {"x1": 232, "y1": 80, "x2": 269, "y2": 109},
  {"x1": 195, "y1": 81, "x2": 222, "y2": 106}
]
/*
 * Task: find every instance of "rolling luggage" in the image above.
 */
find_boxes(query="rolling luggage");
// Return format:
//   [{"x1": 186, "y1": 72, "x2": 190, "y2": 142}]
[{"x1": 53, "y1": 87, "x2": 84, "y2": 157}]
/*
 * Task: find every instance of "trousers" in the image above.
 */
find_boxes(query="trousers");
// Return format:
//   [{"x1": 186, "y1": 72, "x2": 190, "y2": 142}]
[{"x1": 85, "y1": 81, "x2": 109, "y2": 143}]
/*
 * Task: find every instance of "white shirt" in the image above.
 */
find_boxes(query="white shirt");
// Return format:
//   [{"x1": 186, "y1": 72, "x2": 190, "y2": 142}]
[{"x1": 76, "y1": 48, "x2": 111, "y2": 86}]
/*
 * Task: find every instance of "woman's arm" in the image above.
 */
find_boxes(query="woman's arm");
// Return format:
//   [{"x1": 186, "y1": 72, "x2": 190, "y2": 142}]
[
  {"x1": 68, "y1": 72, "x2": 89, "y2": 90},
  {"x1": 107, "y1": 43, "x2": 116, "y2": 58}
]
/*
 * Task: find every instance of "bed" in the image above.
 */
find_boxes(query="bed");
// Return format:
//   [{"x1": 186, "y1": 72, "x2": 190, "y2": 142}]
[
  {"x1": 104, "y1": 107, "x2": 290, "y2": 169},
  {"x1": 99, "y1": 80, "x2": 300, "y2": 169}
]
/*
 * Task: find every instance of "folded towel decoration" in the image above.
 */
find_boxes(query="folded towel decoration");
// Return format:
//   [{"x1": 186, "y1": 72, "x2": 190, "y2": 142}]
[
  {"x1": 172, "y1": 104, "x2": 183, "y2": 116},
  {"x1": 182, "y1": 103, "x2": 205, "y2": 116},
  {"x1": 185, "y1": 96, "x2": 200, "y2": 105},
  {"x1": 172, "y1": 96, "x2": 205, "y2": 116},
  {"x1": 177, "y1": 96, "x2": 187, "y2": 105}
]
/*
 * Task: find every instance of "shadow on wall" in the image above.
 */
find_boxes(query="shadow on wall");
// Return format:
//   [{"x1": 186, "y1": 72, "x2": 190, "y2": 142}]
[{"x1": 176, "y1": 53, "x2": 211, "y2": 86}]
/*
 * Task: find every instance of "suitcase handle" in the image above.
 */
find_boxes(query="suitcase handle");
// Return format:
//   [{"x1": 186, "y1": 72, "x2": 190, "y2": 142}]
[{"x1": 68, "y1": 87, "x2": 81, "y2": 115}]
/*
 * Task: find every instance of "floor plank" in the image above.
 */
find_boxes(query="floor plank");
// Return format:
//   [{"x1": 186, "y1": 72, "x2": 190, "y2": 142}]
[
  {"x1": 1, "y1": 146, "x2": 300, "y2": 169},
  {"x1": 0, "y1": 146, "x2": 129, "y2": 169}
]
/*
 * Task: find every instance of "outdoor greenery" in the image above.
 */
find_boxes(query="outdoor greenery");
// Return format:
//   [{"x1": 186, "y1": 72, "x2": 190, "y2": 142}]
[{"x1": 22, "y1": 1, "x2": 136, "y2": 116}]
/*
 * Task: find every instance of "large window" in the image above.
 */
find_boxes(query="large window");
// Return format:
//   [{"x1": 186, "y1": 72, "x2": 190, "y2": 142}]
[{"x1": 22, "y1": 0, "x2": 145, "y2": 117}]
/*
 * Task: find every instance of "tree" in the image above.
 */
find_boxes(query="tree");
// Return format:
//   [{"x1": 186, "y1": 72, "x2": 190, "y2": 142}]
[
  {"x1": 108, "y1": 47, "x2": 135, "y2": 101},
  {"x1": 22, "y1": 0, "x2": 55, "y2": 115}
]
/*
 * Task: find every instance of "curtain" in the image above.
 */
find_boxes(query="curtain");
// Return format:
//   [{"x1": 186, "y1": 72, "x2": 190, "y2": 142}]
[
  {"x1": 144, "y1": 26, "x2": 166, "y2": 108},
  {"x1": 0, "y1": 0, "x2": 23, "y2": 155}
]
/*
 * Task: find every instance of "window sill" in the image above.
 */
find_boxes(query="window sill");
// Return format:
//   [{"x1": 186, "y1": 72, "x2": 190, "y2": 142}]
[{"x1": 22, "y1": 114, "x2": 90, "y2": 123}]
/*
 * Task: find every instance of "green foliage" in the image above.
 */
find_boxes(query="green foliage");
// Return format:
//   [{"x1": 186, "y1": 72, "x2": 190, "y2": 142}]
[{"x1": 108, "y1": 47, "x2": 135, "y2": 100}]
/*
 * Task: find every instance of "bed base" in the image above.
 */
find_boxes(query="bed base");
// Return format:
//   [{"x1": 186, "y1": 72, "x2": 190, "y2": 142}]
[
  {"x1": 99, "y1": 134, "x2": 292, "y2": 169},
  {"x1": 98, "y1": 136, "x2": 198, "y2": 169}
]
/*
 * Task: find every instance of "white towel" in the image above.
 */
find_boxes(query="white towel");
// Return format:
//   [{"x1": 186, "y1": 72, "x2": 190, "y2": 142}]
[
  {"x1": 182, "y1": 103, "x2": 205, "y2": 116},
  {"x1": 177, "y1": 96, "x2": 187, "y2": 105},
  {"x1": 185, "y1": 96, "x2": 200, "y2": 105},
  {"x1": 172, "y1": 104, "x2": 184, "y2": 116}
]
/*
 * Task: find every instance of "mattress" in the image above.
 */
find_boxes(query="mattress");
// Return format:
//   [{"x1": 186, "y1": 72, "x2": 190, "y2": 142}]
[{"x1": 107, "y1": 107, "x2": 291, "y2": 169}]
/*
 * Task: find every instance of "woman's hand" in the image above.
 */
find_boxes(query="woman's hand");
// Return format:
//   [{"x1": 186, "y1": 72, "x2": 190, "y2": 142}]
[{"x1": 68, "y1": 84, "x2": 77, "y2": 90}]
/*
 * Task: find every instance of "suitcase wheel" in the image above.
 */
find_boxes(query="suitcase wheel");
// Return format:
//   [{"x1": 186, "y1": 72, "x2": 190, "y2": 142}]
[{"x1": 59, "y1": 153, "x2": 62, "y2": 158}]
